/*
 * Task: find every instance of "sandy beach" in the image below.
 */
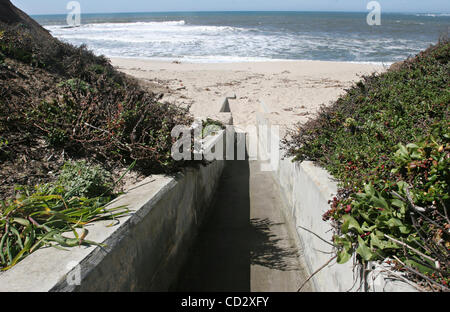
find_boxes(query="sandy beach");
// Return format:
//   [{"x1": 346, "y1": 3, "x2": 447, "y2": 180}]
[{"x1": 111, "y1": 58, "x2": 386, "y2": 132}]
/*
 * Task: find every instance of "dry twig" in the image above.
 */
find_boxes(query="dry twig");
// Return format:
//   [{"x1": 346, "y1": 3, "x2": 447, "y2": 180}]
[{"x1": 297, "y1": 255, "x2": 337, "y2": 292}]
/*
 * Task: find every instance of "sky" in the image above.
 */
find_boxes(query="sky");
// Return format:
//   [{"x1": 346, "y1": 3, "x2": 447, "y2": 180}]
[{"x1": 11, "y1": 0, "x2": 450, "y2": 15}]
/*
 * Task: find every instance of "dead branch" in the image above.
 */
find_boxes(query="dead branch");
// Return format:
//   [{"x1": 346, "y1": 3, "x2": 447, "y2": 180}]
[
  {"x1": 393, "y1": 256, "x2": 449, "y2": 292},
  {"x1": 297, "y1": 255, "x2": 337, "y2": 292},
  {"x1": 297, "y1": 225, "x2": 336, "y2": 248},
  {"x1": 391, "y1": 189, "x2": 426, "y2": 213},
  {"x1": 384, "y1": 234, "x2": 438, "y2": 267},
  {"x1": 377, "y1": 268, "x2": 426, "y2": 292}
]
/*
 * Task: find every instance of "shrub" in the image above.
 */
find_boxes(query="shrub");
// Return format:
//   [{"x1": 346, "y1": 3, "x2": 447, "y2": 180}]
[
  {"x1": 0, "y1": 22, "x2": 196, "y2": 185},
  {"x1": 57, "y1": 78, "x2": 92, "y2": 94},
  {"x1": 284, "y1": 40, "x2": 449, "y2": 290},
  {"x1": 57, "y1": 160, "x2": 114, "y2": 198}
]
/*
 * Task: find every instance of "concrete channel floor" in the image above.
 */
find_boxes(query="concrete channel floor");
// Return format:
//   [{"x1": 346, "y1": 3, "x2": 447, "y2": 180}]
[{"x1": 173, "y1": 159, "x2": 313, "y2": 292}]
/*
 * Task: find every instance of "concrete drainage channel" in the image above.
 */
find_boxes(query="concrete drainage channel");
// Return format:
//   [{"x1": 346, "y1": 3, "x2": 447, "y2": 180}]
[
  {"x1": 0, "y1": 97, "x2": 418, "y2": 292},
  {"x1": 173, "y1": 133, "x2": 312, "y2": 292}
]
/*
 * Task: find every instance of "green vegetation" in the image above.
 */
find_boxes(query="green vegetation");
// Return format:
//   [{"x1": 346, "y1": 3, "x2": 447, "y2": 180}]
[
  {"x1": 0, "y1": 160, "x2": 128, "y2": 271},
  {"x1": 57, "y1": 78, "x2": 93, "y2": 94},
  {"x1": 0, "y1": 24, "x2": 195, "y2": 181},
  {"x1": 284, "y1": 39, "x2": 449, "y2": 291},
  {"x1": 0, "y1": 136, "x2": 7, "y2": 160},
  {"x1": 202, "y1": 118, "x2": 225, "y2": 138},
  {"x1": 57, "y1": 160, "x2": 114, "y2": 198},
  {"x1": 0, "y1": 17, "x2": 196, "y2": 270}
]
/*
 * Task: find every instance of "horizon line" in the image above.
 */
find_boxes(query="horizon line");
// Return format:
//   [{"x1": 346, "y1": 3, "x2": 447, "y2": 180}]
[{"x1": 29, "y1": 10, "x2": 450, "y2": 16}]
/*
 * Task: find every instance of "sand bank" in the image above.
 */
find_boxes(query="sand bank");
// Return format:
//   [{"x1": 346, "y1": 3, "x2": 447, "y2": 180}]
[{"x1": 110, "y1": 58, "x2": 386, "y2": 132}]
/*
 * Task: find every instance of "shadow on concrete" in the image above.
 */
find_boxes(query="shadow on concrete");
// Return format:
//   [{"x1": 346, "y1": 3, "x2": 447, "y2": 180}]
[
  {"x1": 249, "y1": 218, "x2": 300, "y2": 272},
  {"x1": 172, "y1": 157, "x2": 300, "y2": 292}
]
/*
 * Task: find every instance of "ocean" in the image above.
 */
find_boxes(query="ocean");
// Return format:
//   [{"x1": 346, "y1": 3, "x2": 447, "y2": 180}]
[{"x1": 33, "y1": 11, "x2": 450, "y2": 64}]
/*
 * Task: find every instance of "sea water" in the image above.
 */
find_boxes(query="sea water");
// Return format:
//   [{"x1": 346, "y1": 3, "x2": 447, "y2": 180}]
[{"x1": 33, "y1": 11, "x2": 450, "y2": 64}]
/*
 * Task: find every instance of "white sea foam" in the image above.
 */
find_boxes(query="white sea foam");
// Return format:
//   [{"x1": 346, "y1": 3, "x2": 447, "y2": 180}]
[
  {"x1": 44, "y1": 20, "x2": 434, "y2": 63},
  {"x1": 415, "y1": 13, "x2": 450, "y2": 17}
]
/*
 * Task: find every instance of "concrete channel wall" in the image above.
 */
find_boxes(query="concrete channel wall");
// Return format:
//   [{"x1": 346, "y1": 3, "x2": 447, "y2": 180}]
[
  {"x1": 256, "y1": 113, "x2": 419, "y2": 292},
  {"x1": 0, "y1": 127, "x2": 233, "y2": 292}
]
